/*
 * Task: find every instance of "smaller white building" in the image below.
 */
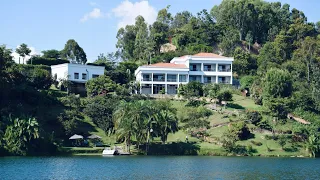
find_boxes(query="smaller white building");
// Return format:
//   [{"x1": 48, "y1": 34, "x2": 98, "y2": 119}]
[{"x1": 51, "y1": 63, "x2": 105, "y2": 83}]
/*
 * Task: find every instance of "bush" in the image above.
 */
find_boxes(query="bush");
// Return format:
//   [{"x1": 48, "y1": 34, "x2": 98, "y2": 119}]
[
  {"x1": 251, "y1": 140, "x2": 263, "y2": 146},
  {"x1": 217, "y1": 89, "x2": 233, "y2": 103},
  {"x1": 185, "y1": 99, "x2": 206, "y2": 107},
  {"x1": 27, "y1": 56, "x2": 69, "y2": 66},
  {"x1": 58, "y1": 110, "x2": 81, "y2": 136},
  {"x1": 246, "y1": 110, "x2": 262, "y2": 125},
  {"x1": 17, "y1": 64, "x2": 52, "y2": 90},
  {"x1": 83, "y1": 95, "x2": 118, "y2": 135},
  {"x1": 240, "y1": 75, "x2": 256, "y2": 89},
  {"x1": 229, "y1": 121, "x2": 254, "y2": 140},
  {"x1": 85, "y1": 75, "x2": 117, "y2": 96}
]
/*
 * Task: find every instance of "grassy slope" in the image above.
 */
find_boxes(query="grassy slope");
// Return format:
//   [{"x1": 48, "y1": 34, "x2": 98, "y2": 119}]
[
  {"x1": 66, "y1": 94, "x2": 307, "y2": 156},
  {"x1": 166, "y1": 94, "x2": 307, "y2": 156}
]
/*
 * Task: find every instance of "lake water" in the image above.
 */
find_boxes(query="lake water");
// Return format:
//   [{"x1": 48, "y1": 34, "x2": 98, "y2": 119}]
[{"x1": 1, "y1": 156, "x2": 320, "y2": 180}]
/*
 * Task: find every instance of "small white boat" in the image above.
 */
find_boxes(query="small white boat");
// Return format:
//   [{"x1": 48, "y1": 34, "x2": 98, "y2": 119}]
[{"x1": 102, "y1": 147, "x2": 116, "y2": 155}]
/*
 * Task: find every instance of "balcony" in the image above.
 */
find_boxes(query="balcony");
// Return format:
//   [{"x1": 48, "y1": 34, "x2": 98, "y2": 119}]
[
  {"x1": 218, "y1": 64, "x2": 231, "y2": 72},
  {"x1": 167, "y1": 78, "x2": 177, "y2": 82},
  {"x1": 218, "y1": 69, "x2": 231, "y2": 72},
  {"x1": 167, "y1": 74, "x2": 177, "y2": 82},
  {"x1": 204, "y1": 68, "x2": 216, "y2": 72},
  {"x1": 204, "y1": 64, "x2": 216, "y2": 72},
  {"x1": 153, "y1": 78, "x2": 165, "y2": 82},
  {"x1": 219, "y1": 81, "x2": 231, "y2": 84},
  {"x1": 190, "y1": 64, "x2": 201, "y2": 71},
  {"x1": 190, "y1": 68, "x2": 201, "y2": 71},
  {"x1": 142, "y1": 78, "x2": 152, "y2": 81}
]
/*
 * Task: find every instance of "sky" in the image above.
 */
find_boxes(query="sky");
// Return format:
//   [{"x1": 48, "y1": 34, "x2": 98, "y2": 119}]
[{"x1": 0, "y1": 0, "x2": 319, "y2": 63}]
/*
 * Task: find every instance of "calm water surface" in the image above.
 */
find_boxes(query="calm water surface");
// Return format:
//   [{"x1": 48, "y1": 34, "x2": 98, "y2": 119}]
[{"x1": 1, "y1": 156, "x2": 320, "y2": 180}]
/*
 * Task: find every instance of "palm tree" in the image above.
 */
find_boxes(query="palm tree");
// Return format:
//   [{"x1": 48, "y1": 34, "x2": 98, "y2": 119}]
[
  {"x1": 154, "y1": 110, "x2": 178, "y2": 144},
  {"x1": 114, "y1": 101, "x2": 135, "y2": 153},
  {"x1": 151, "y1": 100, "x2": 178, "y2": 144},
  {"x1": 114, "y1": 100, "x2": 151, "y2": 152},
  {"x1": 305, "y1": 135, "x2": 319, "y2": 157},
  {"x1": 15, "y1": 43, "x2": 31, "y2": 64}
]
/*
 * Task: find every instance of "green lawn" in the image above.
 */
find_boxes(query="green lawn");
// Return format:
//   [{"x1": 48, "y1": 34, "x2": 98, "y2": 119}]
[
  {"x1": 63, "y1": 94, "x2": 307, "y2": 157},
  {"x1": 232, "y1": 94, "x2": 263, "y2": 111}
]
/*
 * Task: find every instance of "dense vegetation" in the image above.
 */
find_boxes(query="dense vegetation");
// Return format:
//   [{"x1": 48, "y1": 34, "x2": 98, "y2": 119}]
[{"x1": 1, "y1": 0, "x2": 320, "y2": 157}]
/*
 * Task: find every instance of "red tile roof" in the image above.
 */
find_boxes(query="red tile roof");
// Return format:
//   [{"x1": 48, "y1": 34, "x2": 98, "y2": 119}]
[
  {"x1": 192, "y1": 53, "x2": 225, "y2": 58},
  {"x1": 145, "y1": 63, "x2": 187, "y2": 68}
]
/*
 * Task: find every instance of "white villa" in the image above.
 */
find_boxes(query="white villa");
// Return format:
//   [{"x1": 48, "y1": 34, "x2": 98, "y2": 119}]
[
  {"x1": 135, "y1": 53, "x2": 234, "y2": 95},
  {"x1": 51, "y1": 63, "x2": 105, "y2": 83},
  {"x1": 51, "y1": 63, "x2": 104, "y2": 94}
]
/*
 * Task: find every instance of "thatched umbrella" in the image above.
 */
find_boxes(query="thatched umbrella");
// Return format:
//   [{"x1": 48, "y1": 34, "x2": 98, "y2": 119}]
[
  {"x1": 87, "y1": 134, "x2": 102, "y2": 147},
  {"x1": 69, "y1": 134, "x2": 84, "y2": 146},
  {"x1": 87, "y1": 134, "x2": 102, "y2": 139},
  {"x1": 69, "y1": 134, "x2": 84, "y2": 140}
]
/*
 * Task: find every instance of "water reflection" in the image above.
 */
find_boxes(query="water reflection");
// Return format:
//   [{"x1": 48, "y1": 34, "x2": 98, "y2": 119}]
[{"x1": 0, "y1": 156, "x2": 320, "y2": 180}]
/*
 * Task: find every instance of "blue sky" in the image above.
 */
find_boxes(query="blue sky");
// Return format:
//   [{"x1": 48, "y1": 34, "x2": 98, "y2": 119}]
[{"x1": 0, "y1": 0, "x2": 319, "y2": 63}]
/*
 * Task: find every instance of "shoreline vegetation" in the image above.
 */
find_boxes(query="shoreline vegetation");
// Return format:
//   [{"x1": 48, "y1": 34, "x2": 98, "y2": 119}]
[{"x1": 1, "y1": 0, "x2": 320, "y2": 158}]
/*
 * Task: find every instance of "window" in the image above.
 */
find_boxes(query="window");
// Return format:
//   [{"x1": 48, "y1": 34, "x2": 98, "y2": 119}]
[
  {"x1": 179, "y1": 75, "x2": 187, "y2": 82},
  {"x1": 82, "y1": 73, "x2": 87, "y2": 80},
  {"x1": 74, "y1": 73, "x2": 79, "y2": 79},
  {"x1": 167, "y1": 74, "x2": 177, "y2": 82},
  {"x1": 92, "y1": 74, "x2": 99, "y2": 78}
]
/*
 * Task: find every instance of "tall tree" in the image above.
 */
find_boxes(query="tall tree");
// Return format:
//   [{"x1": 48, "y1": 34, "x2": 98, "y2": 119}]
[
  {"x1": 116, "y1": 25, "x2": 137, "y2": 60},
  {"x1": 16, "y1": 43, "x2": 31, "y2": 64},
  {"x1": 61, "y1": 39, "x2": 87, "y2": 64},
  {"x1": 134, "y1": 16, "x2": 150, "y2": 63},
  {"x1": 171, "y1": 11, "x2": 193, "y2": 29},
  {"x1": 150, "y1": 21, "x2": 169, "y2": 55},
  {"x1": 41, "y1": 49, "x2": 61, "y2": 59}
]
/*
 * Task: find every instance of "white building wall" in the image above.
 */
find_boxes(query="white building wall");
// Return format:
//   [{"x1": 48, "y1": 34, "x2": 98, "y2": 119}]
[
  {"x1": 136, "y1": 56, "x2": 234, "y2": 94},
  {"x1": 51, "y1": 64, "x2": 68, "y2": 81},
  {"x1": 51, "y1": 63, "x2": 105, "y2": 83}
]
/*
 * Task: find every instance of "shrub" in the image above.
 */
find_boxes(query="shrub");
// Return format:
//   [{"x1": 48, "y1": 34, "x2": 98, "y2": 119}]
[
  {"x1": 240, "y1": 75, "x2": 256, "y2": 89},
  {"x1": 251, "y1": 140, "x2": 263, "y2": 146},
  {"x1": 246, "y1": 110, "x2": 262, "y2": 125},
  {"x1": 217, "y1": 89, "x2": 233, "y2": 103},
  {"x1": 229, "y1": 121, "x2": 254, "y2": 140}
]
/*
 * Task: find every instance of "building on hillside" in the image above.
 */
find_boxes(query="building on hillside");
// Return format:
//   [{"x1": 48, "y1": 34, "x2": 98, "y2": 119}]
[
  {"x1": 51, "y1": 63, "x2": 104, "y2": 94},
  {"x1": 134, "y1": 53, "x2": 234, "y2": 95}
]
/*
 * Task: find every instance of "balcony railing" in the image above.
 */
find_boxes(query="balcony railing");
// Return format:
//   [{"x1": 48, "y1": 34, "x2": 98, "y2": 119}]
[
  {"x1": 142, "y1": 78, "x2": 152, "y2": 81},
  {"x1": 204, "y1": 68, "x2": 216, "y2": 72},
  {"x1": 218, "y1": 69, "x2": 231, "y2": 72},
  {"x1": 179, "y1": 79, "x2": 187, "y2": 82},
  {"x1": 190, "y1": 79, "x2": 201, "y2": 82},
  {"x1": 204, "y1": 80, "x2": 213, "y2": 83},
  {"x1": 219, "y1": 81, "x2": 230, "y2": 84},
  {"x1": 190, "y1": 68, "x2": 201, "y2": 71},
  {"x1": 153, "y1": 78, "x2": 165, "y2": 82},
  {"x1": 167, "y1": 79, "x2": 177, "y2": 82}
]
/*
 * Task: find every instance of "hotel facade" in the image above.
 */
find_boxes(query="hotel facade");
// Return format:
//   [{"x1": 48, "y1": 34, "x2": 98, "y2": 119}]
[{"x1": 134, "y1": 53, "x2": 234, "y2": 95}]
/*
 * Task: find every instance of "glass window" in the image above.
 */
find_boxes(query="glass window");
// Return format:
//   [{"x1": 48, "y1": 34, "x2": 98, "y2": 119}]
[
  {"x1": 92, "y1": 74, "x2": 99, "y2": 78},
  {"x1": 74, "y1": 73, "x2": 79, "y2": 79},
  {"x1": 167, "y1": 74, "x2": 177, "y2": 82},
  {"x1": 82, "y1": 73, "x2": 87, "y2": 80},
  {"x1": 179, "y1": 75, "x2": 187, "y2": 82}
]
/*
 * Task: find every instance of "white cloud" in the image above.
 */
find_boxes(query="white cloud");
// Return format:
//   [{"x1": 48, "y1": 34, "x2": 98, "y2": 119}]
[
  {"x1": 112, "y1": 0, "x2": 157, "y2": 29},
  {"x1": 89, "y1": 2, "x2": 98, "y2": 6},
  {"x1": 11, "y1": 46, "x2": 38, "y2": 64},
  {"x1": 80, "y1": 8, "x2": 104, "y2": 22}
]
